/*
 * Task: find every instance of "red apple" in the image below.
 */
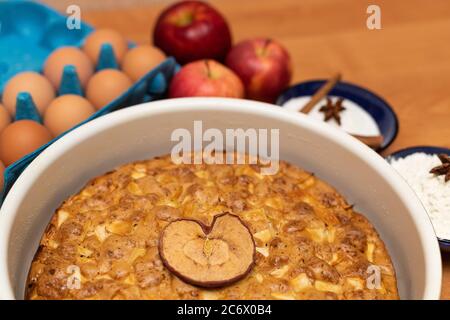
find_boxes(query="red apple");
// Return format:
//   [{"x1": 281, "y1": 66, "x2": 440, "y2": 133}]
[
  {"x1": 169, "y1": 60, "x2": 244, "y2": 98},
  {"x1": 154, "y1": 1, "x2": 232, "y2": 64},
  {"x1": 226, "y1": 38, "x2": 292, "y2": 103}
]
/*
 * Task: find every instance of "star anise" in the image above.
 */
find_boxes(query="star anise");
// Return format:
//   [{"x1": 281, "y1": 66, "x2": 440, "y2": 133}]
[
  {"x1": 429, "y1": 153, "x2": 450, "y2": 182},
  {"x1": 319, "y1": 97, "x2": 346, "y2": 125}
]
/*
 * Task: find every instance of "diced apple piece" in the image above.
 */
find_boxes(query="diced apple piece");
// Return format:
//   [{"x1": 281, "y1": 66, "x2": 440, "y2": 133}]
[
  {"x1": 253, "y1": 229, "x2": 272, "y2": 243},
  {"x1": 270, "y1": 265, "x2": 289, "y2": 278},
  {"x1": 131, "y1": 171, "x2": 146, "y2": 179},
  {"x1": 77, "y1": 246, "x2": 93, "y2": 258},
  {"x1": 256, "y1": 247, "x2": 269, "y2": 257},
  {"x1": 264, "y1": 197, "x2": 283, "y2": 210},
  {"x1": 57, "y1": 210, "x2": 70, "y2": 228},
  {"x1": 290, "y1": 273, "x2": 312, "y2": 292},
  {"x1": 194, "y1": 170, "x2": 210, "y2": 179},
  {"x1": 306, "y1": 227, "x2": 327, "y2": 243},
  {"x1": 123, "y1": 274, "x2": 136, "y2": 285},
  {"x1": 107, "y1": 220, "x2": 132, "y2": 235},
  {"x1": 366, "y1": 243, "x2": 375, "y2": 262},
  {"x1": 314, "y1": 280, "x2": 342, "y2": 294},
  {"x1": 271, "y1": 292, "x2": 295, "y2": 300},
  {"x1": 255, "y1": 273, "x2": 264, "y2": 283},
  {"x1": 127, "y1": 182, "x2": 143, "y2": 195},
  {"x1": 95, "y1": 224, "x2": 108, "y2": 242},
  {"x1": 133, "y1": 164, "x2": 147, "y2": 173},
  {"x1": 346, "y1": 277, "x2": 364, "y2": 290},
  {"x1": 200, "y1": 291, "x2": 220, "y2": 300},
  {"x1": 128, "y1": 248, "x2": 146, "y2": 264}
]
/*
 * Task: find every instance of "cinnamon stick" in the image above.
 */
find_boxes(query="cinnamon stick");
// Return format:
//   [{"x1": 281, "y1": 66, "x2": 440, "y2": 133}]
[
  {"x1": 351, "y1": 134, "x2": 384, "y2": 150},
  {"x1": 300, "y1": 73, "x2": 341, "y2": 114}
]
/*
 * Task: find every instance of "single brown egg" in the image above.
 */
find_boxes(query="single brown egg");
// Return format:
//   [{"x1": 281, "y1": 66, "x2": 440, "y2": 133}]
[
  {"x1": 122, "y1": 45, "x2": 166, "y2": 81},
  {"x1": 0, "y1": 104, "x2": 11, "y2": 133},
  {"x1": 43, "y1": 47, "x2": 94, "y2": 89},
  {"x1": 44, "y1": 95, "x2": 96, "y2": 136},
  {"x1": 0, "y1": 160, "x2": 4, "y2": 191},
  {"x1": 2, "y1": 72, "x2": 56, "y2": 116},
  {"x1": 86, "y1": 69, "x2": 132, "y2": 109},
  {"x1": 83, "y1": 29, "x2": 128, "y2": 65},
  {"x1": 0, "y1": 120, "x2": 53, "y2": 166}
]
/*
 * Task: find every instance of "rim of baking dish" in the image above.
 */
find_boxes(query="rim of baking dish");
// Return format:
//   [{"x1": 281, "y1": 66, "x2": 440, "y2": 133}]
[{"x1": 0, "y1": 97, "x2": 442, "y2": 300}]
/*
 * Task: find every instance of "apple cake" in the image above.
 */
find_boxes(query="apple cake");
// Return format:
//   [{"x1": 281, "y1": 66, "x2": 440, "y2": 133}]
[{"x1": 26, "y1": 154, "x2": 399, "y2": 300}]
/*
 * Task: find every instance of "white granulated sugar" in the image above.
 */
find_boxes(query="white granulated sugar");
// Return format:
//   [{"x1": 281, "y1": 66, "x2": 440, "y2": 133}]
[
  {"x1": 282, "y1": 96, "x2": 381, "y2": 136},
  {"x1": 390, "y1": 152, "x2": 450, "y2": 240}
]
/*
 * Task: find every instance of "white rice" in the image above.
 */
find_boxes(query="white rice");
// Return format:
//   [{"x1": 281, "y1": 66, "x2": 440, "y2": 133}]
[{"x1": 390, "y1": 152, "x2": 450, "y2": 240}]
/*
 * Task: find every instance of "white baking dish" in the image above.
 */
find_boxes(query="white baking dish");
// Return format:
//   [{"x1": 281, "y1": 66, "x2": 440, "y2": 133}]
[{"x1": 0, "y1": 98, "x2": 441, "y2": 299}]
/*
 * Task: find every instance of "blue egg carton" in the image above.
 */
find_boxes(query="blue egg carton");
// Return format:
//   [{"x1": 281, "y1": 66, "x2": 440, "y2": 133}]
[
  {"x1": 0, "y1": 1, "x2": 178, "y2": 201},
  {"x1": 0, "y1": 1, "x2": 94, "y2": 92}
]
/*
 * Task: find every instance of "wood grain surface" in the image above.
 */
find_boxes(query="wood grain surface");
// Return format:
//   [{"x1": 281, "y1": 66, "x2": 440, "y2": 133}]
[{"x1": 78, "y1": 0, "x2": 450, "y2": 299}]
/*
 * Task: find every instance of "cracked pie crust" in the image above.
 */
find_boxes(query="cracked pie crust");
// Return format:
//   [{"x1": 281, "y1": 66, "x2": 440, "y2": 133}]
[{"x1": 26, "y1": 153, "x2": 399, "y2": 300}]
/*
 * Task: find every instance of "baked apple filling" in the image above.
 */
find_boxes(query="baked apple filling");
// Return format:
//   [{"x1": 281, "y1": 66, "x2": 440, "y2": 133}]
[{"x1": 26, "y1": 153, "x2": 398, "y2": 300}]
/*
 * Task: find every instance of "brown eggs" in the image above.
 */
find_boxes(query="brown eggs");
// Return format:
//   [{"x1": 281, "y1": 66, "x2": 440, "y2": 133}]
[
  {"x1": 83, "y1": 29, "x2": 128, "y2": 65},
  {"x1": 86, "y1": 69, "x2": 132, "y2": 109},
  {"x1": 0, "y1": 104, "x2": 11, "y2": 134},
  {"x1": 122, "y1": 45, "x2": 166, "y2": 81},
  {"x1": 0, "y1": 120, "x2": 53, "y2": 166},
  {"x1": 0, "y1": 30, "x2": 165, "y2": 168},
  {"x1": 2, "y1": 72, "x2": 56, "y2": 116},
  {"x1": 44, "y1": 47, "x2": 94, "y2": 89},
  {"x1": 44, "y1": 95, "x2": 96, "y2": 136}
]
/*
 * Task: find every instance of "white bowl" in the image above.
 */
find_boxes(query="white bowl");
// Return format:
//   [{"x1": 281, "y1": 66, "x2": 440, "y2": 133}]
[{"x1": 0, "y1": 98, "x2": 441, "y2": 300}]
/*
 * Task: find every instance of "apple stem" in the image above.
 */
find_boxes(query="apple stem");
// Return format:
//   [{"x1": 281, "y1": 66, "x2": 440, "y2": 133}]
[
  {"x1": 204, "y1": 60, "x2": 212, "y2": 78},
  {"x1": 262, "y1": 38, "x2": 272, "y2": 54}
]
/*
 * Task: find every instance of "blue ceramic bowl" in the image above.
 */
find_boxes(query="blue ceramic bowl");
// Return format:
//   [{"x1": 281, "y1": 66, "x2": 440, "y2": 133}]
[
  {"x1": 386, "y1": 146, "x2": 450, "y2": 252},
  {"x1": 276, "y1": 80, "x2": 399, "y2": 152}
]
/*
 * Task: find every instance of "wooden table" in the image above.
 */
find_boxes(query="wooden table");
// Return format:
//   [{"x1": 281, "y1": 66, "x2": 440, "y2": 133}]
[{"x1": 81, "y1": 0, "x2": 449, "y2": 299}]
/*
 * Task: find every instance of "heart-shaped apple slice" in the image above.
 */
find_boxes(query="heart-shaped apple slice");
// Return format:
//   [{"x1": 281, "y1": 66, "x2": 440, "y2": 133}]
[{"x1": 159, "y1": 213, "x2": 255, "y2": 288}]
